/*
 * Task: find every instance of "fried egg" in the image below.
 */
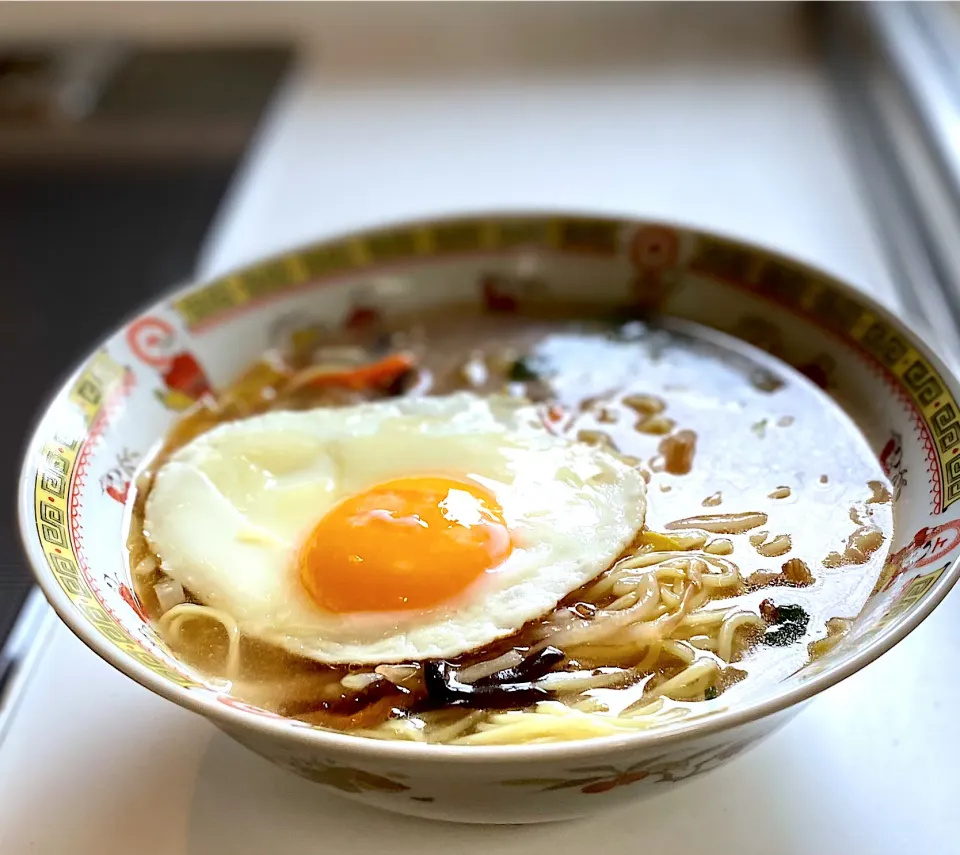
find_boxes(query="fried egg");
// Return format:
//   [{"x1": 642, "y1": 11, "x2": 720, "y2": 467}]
[{"x1": 143, "y1": 393, "x2": 646, "y2": 664}]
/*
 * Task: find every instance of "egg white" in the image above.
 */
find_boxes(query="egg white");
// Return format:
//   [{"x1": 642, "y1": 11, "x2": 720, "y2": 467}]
[{"x1": 144, "y1": 392, "x2": 647, "y2": 664}]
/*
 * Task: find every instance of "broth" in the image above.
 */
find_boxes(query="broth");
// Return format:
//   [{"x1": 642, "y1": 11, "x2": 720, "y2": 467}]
[{"x1": 128, "y1": 308, "x2": 892, "y2": 744}]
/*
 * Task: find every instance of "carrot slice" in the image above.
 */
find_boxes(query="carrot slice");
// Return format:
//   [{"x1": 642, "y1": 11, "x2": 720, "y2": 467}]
[{"x1": 288, "y1": 353, "x2": 416, "y2": 393}]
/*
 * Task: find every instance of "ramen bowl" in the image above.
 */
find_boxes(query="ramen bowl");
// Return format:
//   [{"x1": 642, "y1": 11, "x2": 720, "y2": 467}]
[{"x1": 18, "y1": 213, "x2": 960, "y2": 824}]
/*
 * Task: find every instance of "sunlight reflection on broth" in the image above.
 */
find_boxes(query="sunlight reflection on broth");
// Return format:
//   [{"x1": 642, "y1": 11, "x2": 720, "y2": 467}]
[{"x1": 127, "y1": 309, "x2": 892, "y2": 745}]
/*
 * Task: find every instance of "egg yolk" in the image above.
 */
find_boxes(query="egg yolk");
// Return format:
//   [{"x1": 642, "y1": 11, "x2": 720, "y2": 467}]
[{"x1": 299, "y1": 476, "x2": 512, "y2": 613}]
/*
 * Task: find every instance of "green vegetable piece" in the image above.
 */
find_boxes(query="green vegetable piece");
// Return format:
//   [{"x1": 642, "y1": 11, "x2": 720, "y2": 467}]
[
  {"x1": 775, "y1": 604, "x2": 809, "y2": 624},
  {"x1": 761, "y1": 602, "x2": 811, "y2": 647},
  {"x1": 509, "y1": 357, "x2": 542, "y2": 382}
]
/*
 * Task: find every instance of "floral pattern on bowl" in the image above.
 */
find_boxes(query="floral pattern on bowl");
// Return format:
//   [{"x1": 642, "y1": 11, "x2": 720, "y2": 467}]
[
  {"x1": 284, "y1": 759, "x2": 410, "y2": 795},
  {"x1": 503, "y1": 736, "x2": 756, "y2": 794}
]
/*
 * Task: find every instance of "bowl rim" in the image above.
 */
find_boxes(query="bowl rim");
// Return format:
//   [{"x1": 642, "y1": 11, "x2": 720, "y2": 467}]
[{"x1": 18, "y1": 207, "x2": 960, "y2": 764}]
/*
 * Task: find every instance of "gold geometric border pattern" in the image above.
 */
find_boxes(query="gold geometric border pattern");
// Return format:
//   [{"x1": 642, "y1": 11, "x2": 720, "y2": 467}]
[
  {"x1": 33, "y1": 351, "x2": 193, "y2": 687},
  {"x1": 880, "y1": 564, "x2": 948, "y2": 630},
  {"x1": 795, "y1": 562, "x2": 948, "y2": 683},
  {"x1": 860, "y1": 564, "x2": 948, "y2": 645},
  {"x1": 172, "y1": 216, "x2": 623, "y2": 330}
]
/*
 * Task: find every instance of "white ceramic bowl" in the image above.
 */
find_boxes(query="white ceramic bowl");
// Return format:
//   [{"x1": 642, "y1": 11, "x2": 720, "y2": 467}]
[{"x1": 18, "y1": 213, "x2": 960, "y2": 823}]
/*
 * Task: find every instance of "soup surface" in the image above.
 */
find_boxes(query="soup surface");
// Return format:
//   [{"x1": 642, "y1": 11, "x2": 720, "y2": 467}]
[{"x1": 128, "y1": 307, "x2": 892, "y2": 744}]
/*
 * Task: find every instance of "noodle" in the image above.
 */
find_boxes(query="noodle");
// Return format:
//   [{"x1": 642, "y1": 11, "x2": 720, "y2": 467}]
[
  {"x1": 144, "y1": 526, "x2": 757, "y2": 743},
  {"x1": 457, "y1": 651, "x2": 525, "y2": 684},
  {"x1": 537, "y1": 668, "x2": 633, "y2": 693},
  {"x1": 141, "y1": 529, "x2": 754, "y2": 742},
  {"x1": 364, "y1": 545, "x2": 750, "y2": 742},
  {"x1": 158, "y1": 603, "x2": 242, "y2": 682},
  {"x1": 644, "y1": 659, "x2": 719, "y2": 702},
  {"x1": 717, "y1": 612, "x2": 765, "y2": 663},
  {"x1": 450, "y1": 700, "x2": 689, "y2": 746}
]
